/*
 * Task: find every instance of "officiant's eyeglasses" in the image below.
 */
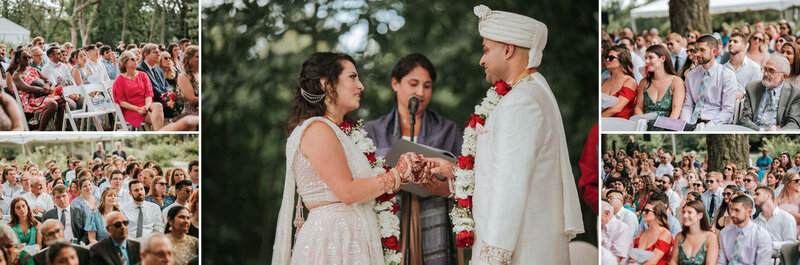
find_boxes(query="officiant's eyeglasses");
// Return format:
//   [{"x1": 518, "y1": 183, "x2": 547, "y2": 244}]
[
  {"x1": 111, "y1": 220, "x2": 129, "y2": 228},
  {"x1": 605, "y1": 55, "x2": 618, "y2": 62}
]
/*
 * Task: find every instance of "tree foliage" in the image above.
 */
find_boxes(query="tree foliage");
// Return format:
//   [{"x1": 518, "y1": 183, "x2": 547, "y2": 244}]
[
  {"x1": 0, "y1": 0, "x2": 198, "y2": 46},
  {"x1": 202, "y1": 0, "x2": 597, "y2": 263}
]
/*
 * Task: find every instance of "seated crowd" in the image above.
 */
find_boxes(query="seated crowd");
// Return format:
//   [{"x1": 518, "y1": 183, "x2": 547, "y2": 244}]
[
  {"x1": 602, "y1": 20, "x2": 800, "y2": 131},
  {"x1": 0, "y1": 149, "x2": 199, "y2": 265},
  {"x1": 601, "y1": 145, "x2": 800, "y2": 264},
  {"x1": 0, "y1": 37, "x2": 198, "y2": 131}
]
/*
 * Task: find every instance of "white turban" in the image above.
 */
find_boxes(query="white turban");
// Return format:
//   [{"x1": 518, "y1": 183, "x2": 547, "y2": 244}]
[{"x1": 474, "y1": 5, "x2": 547, "y2": 69}]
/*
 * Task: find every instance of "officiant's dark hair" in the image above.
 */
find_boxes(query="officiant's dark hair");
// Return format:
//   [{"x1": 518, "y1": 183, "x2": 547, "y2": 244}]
[
  {"x1": 391, "y1": 53, "x2": 437, "y2": 84},
  {"x1": 288, "y1": 52, "x2": 357, "y2": 134}
]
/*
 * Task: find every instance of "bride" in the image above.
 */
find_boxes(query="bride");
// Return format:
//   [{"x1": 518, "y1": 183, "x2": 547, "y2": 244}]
[{"x1": 272, "y1": 52, "x2": 433, "y2": 264}]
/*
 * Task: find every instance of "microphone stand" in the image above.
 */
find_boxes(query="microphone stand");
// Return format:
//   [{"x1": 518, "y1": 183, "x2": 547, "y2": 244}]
[{"x1": 404, "y1": 104, "x2": 416, "y2": 265}]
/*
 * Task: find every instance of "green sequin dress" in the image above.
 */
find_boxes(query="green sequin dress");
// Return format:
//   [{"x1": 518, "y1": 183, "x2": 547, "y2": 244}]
[
  {"x1": 678, "y1": 238, "x2": 707, "y2": 265},
  {"x1": 644, "y1": 83, "x2": 673, "y2": 118}
]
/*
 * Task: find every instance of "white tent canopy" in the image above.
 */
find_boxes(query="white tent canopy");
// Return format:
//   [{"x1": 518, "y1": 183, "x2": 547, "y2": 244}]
[
  {"x1": 0, "y1": 18, "x2": 30, "y2": 45},
  {"x1": 631, "y1": 0, "x2": 800, "y2": 19}
]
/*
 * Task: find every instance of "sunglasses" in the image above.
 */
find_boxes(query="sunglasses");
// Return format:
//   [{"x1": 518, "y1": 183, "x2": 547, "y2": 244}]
[
  {"x1": 705, "y1": 180, "x2": 716, "y2": 184},
  {"x1": 656, "y1": 180, "x2": 667, "y2": 184},
  {"x1": 20, "y1": 56, "x2": 30, "y2": 60},
  {"x1": 793, "y1": 179, "x2": 800, "y2": 183},
  {"x1": 723, "y1": 192, "x2": 732, "y2": 197},
  {"x1": 641, "y1": 208, "x2": 653, "y2": 214},
  {"x1": 725, "y1": 167, "x2": 732, "y2": 171},
  {"x1": 111, "y1": 220, "x2": 129, "y2": 228},
  {"x1": 752, "y1": 37, "x2": 764, "y2": 42},
  {"x1": 743, "y1": 179, "x2": 753, "y2": 183},
  {"x1": 156, "y1": 182, "x2": 166, "y2": 186},
  {"x1": 693, "y1": 183, "x2": 702, "y2": 187},
  {"x1": 605, "y1": 55, "x2": 618, "y2": 62}
]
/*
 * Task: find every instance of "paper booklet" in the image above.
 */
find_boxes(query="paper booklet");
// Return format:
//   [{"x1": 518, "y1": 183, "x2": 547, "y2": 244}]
[{"x1": 383, "y1": 139, "x2": 457, "y2": 197}]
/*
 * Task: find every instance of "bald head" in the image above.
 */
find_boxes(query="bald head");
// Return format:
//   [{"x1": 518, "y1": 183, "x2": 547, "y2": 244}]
[{"x1": 41, "y1": 219, "x2": 64, "y2": 244}]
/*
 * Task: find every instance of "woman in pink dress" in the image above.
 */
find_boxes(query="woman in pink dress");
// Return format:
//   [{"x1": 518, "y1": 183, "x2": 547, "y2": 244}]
[
  {"x1": 112, "y1": 51, "x2": 164, "y2": 130},
  {"x1": 7, "y1": 49, "x2": 64, "y2": 130}
]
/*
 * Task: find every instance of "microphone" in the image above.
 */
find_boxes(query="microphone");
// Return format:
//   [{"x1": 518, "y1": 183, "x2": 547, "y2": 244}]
[{"x1": 408, "y1": 95, "x2": 420, "y2": 142}]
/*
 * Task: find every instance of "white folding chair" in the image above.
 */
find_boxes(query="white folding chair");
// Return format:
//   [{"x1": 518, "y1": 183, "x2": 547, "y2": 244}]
[
  {"x1": 601, "y1": 117, "x2": 638, "y2": 132},
  {"x1": 76, "y1": 83, "x2": 117, "y2": 131},
  {"x1": 698, "y1": 124, "x2": 754, "y2": 131},
  {"x1": 61, "y1": 85, "x2": 88, "y2": 131},
  {"x1": 106, "y1": 81, "x2": 131, "y2": 131}
]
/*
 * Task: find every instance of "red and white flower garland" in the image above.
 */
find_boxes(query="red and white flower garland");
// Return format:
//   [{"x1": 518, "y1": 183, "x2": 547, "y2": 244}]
[
  {"x1": 338, "y1": 121, "x2": 402, "y2": 265},
  {"x1": 450, "y1": 80, "x2": 512, "y2": 248}
]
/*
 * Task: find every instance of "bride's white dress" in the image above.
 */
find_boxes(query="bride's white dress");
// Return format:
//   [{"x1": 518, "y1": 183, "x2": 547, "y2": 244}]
[{"x1": 272, "y1": 117, "x2": 384, "y2": 265}]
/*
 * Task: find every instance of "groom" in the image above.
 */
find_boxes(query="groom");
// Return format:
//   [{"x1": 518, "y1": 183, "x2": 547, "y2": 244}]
[{"x1": 428, "y1": 5, "x2": 584, "y2": 264}]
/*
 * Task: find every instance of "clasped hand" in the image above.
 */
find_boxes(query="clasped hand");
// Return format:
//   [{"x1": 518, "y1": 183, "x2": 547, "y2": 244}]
[{"x1": 395, "y1": 154, "x2": 459, "y2": 185}]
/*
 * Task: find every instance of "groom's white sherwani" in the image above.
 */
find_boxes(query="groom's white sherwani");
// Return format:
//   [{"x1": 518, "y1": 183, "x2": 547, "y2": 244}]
[{"x1": 472, "y1": 72, "x2": 584, "y2": 264}]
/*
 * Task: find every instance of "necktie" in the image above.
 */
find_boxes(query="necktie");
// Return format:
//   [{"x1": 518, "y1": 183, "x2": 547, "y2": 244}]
[
  {"x1": 117, "y1": 244, "x2": 127, "y2": 265},
  {"x1": 136, "y1": 205, "x2": 143, "y2": 238},
  {"x1": 730, "y1": 229, "x2": 745, "y2": 265},
  {"x1": 691, "y1": 70, "x2": 712, "y2": 124},
  {"x1": 761, "y1": 88, "x2": 777, "y2": 127},
  {"x1": 709, "y1": 194, "x2": 717, "y2": 218},
  {"x1": 674, "y1": 55, "x2": 681, "y2": 72},
  {"x1": 60, "y1": 209, "x2": 66, "y2": 227}
]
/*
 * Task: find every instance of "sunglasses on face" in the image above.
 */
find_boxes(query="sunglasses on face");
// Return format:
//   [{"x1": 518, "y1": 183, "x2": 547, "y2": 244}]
[
  {"x1": 753, "y1": 37, "x2": 764, "y2": 42},
  {"x1": 605, "y1": 55, "x2": 618, "y2": 62},
  {"x1": 156, "y1": 182, "x2": 166, "y2": 186},
  {"x1": 706, "y1": 180, "x2": 715, "y2": 184},
  {"x1": 641, "y1": 208, "x2": 653, "y2": 214},
  {"x1": 723, "y1": 192, "x2": 733, "y2": 197},
  {"x1": 743, "y1": 179, "x2": 753, "y2": 183},
  {"x1": 725, "y1": 167, "x2": 732, "y2": 171},
  {"x1": 693, "y1": 183, "x2": 702, "y2": 187},
  {"x1": 111, "y1": 220, "x2": 129, "y2": 228},
  {"x1": 20, "y1": 56, "x2": 30, "y2": 60},
  {"x1": 793, "y1": 179, "x2": 800, "y2": 183}
]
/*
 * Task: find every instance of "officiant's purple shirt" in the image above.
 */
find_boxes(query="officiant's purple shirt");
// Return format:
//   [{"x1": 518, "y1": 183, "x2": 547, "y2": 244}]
[{"x1": 363, "y1": 106, "x2": 463, "y2": 157}]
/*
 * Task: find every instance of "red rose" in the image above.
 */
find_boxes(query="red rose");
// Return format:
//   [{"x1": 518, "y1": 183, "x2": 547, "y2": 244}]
[
  {"x1": 457, "y1": 156, "x2": 474, "y2": 170},
  {"x1": 381, "y1": 236, "x2": 401, "y2": 250},
  {"x1": 391, "y1": 203, "x2": 400, "y2": 214},
  {"x1": 338, "y1": 120, "x2": 355, "y2": 132},
  {"x1": 377, "y1": 193, "x2": 395, "y2": 202},
  {"x1": 493, "y1": 80, "x2": 511, "y2": 95},
  {"x1": 464, "y1": 114, "x2": 485, "y2": 128},
  {"x1": 53, "y1": 87, "x2": 63, "y2": 95},
  {"x1": 456, "y1": 231, "x2": 474, "y2": 248},
  {"x1": 383, "y1": 165, "x2": 391, "y2": 172},
  {"x1": 457, "y1": 196, "x2": 472, "y2": 208},
  {"x1": 365, "y1": 152, "x2": 377, "y2": 163},
  {"x1": 169, "y1": 93, "x2": 177, "y2": 100}
]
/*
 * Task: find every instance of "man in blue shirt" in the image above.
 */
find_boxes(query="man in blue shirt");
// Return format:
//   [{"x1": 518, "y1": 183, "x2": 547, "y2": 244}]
[
  {"x1": 89, "y1": 212, "x2": 141, "y2": 265},
  {"x1": 99, "y1": 45, "x2": 119, "y2": 80}
]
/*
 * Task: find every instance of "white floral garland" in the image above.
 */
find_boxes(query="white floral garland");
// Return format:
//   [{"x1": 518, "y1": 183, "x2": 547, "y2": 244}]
[
  {"x1": 450, "y1": 80, "x2": 511, "y2": 248},
  {"x1": 339, "y1": 121, "x2": 402, "y2": 265}
]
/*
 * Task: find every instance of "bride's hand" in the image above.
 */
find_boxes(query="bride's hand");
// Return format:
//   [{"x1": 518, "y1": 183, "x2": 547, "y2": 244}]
[
  {"x1": 396, "y1": 152, "x2": 425, "y2": 184},
  {"x1": 425, "y1": 157, "x2": 456, "y2": 179}
]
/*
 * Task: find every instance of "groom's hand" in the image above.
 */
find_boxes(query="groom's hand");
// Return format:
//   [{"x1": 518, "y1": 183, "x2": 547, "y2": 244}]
[
  {"x1": 426, "y1": 157, "x2": 456, "y2": 179},
  {"x1": 420, "y1": 177, "x2": 451, "y2": 198}
]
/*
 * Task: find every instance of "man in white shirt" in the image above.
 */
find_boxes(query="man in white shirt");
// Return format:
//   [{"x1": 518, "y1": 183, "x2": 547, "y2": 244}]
[
  {"x1": 121, "y1": 180, "x2": 163, "y2": 239},
  {"x1": 12, "y1": 172, "x2": 32, "y2": 199},
  {"x1": 1, "y1": 168, "x2": 21, "y2": 198},
  {"x1": 657, "y1": 174, "x2": 681, "y2": 214},
  {"x1": 109, "y1": 170, "x2": 132, "y2": 205},
  {"x1": 23, "y1": 177, "x2": 53, "y2": 218},
  {"x1": 84, "y1": 45, "x2": 110, "y2": 83},
  {"x1": 606, "y1": 190, "x2": 638, "y2": 234},
  {"x1": 655, "y1": 153, "x2": 674, "y2": 178},
  {"x1": 666, "y1": 33, "x2": 688, "y2": 74},
  {"x1": 681, "y1": 35, "x2": 739, "y2": 127},
  {"x1": 789, "y1": 152, "x2": 800, "y2": 173},
  {"x1": 752, "y1": 186, "x2": 796, "y2": 251},
  {"x1": 601, "y1": 201, "x2": 631, "y2": 264},
  {"x1": 723, "y1": 32, "x2": 761, "y2": 99},
  {"x1": 42, "y1": 184, "x2": 88, "y2": 244},
  {"x1": 161, "y1": 180, "x2": 193, "y2": 223},
  {"x1": 188, "y1": 160, "x2": 199, "y2": 190},
  {"x1": 701, "y1": 172, "x2": 725, "y2": 219},
  {"x1": 0, "y1": 185, "x2": 11, "y2": 221},
  {"x1": 40, "y1": 46, "x2": 74, "y2": 87}
]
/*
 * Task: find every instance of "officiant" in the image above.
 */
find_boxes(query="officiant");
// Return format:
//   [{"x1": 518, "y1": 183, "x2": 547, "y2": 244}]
[{"x1": 364, "y1": 53, "x2": 463, "y2": 265}]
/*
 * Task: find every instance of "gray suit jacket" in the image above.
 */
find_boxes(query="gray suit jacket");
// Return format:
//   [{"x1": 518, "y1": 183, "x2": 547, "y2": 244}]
[
  {"x1": 33, "y1": 244, "x2": 90, "y2": 265},
  {"x1": 739, "y1": 80, "x2": 800, "y2": 130},
  {"x1": 42, "y1": 206, "x2": 89, "y2": 245}
]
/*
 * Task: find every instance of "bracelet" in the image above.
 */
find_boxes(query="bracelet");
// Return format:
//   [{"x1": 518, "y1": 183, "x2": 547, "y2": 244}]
[
  {"x1": 391, "y1": 168, "x2": 401, "y2": 191},
  {"x1": 378, "y1": 172, "x2": 394, "y2": 193}
]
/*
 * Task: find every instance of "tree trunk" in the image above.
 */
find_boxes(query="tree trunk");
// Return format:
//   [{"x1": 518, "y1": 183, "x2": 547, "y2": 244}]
[
  {"x1": 148, "y1": 0, "x2": 159, "y2": 43},
  {"x1": 707, "y1": 135, "x2": 749, "y2": 174},
  {"x1": 669, "y1": 0, "x2": 711, "y2": 36},
  {"x1": 83, "y1": 5, "x2": 100, "y2": 45},
  {"x1": 160, "y1": 0, "x2": 166, "y2": 44},
  {"x1": 121, "y1": 0, "x2": 128, "y2": 42}
]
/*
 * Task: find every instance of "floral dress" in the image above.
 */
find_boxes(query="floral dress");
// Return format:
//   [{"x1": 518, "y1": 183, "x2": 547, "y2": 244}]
[
  {"x1": 678, "y1": 237, "x2": 706, "y2": 265},
  {"x1": 644, "y1": 83, "x2": 673, "y2": 117},
  {"x1": 17, "y1": 68, "x2": 59, "y2": 113}
]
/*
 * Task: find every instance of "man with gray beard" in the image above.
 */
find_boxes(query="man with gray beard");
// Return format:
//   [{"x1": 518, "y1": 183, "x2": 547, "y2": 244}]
[{"x1": 739, "y1": 54, "x2": 800, "y2": 130}]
